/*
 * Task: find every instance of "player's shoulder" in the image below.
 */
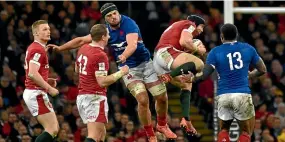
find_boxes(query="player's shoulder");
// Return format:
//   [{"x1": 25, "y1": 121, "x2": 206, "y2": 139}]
[
  {"x1": 121, "y1": 15, "x2": 137, "y2": 26},
  {"x1": 237, "y1": 41, "x2": 253, "y2": 48},
  {"x1": 27, "y1": 42, "x2": 45, "y2": 53}
]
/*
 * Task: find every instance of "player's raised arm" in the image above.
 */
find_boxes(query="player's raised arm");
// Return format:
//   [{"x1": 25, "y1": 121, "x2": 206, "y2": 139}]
[
  {"x1": 96, "y1": 65, "x2": 129, "y2": 87},
  {"x1": 48, "y1": 34, "x2": 92, "y2": 51}
]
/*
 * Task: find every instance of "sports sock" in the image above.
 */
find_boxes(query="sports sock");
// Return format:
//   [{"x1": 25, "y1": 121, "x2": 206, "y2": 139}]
[
  {"x1": 180, "y1": 90, "x2": 191, "y2": 121},
  {"x1": 157, "y1": 115, "x2": 167, "y2": 126},
  {"x1": 238, "y1": 131, "x2": 251, "y2": 142},
  {"x1": 217, "y1": 130, "x2": 230, "y2": 142},
  {"x1": 144, "y1": 124, "x2": 155, "y2": 137},
  {"x1": 84, "y1": 138, "x2": 96, "y2": 142},
  {"x1": 35, "y1": 131, "x2": 54, "y2": 142},
  {"x1": 170, "y1": 62, "x2": 197, "y2": 77}
]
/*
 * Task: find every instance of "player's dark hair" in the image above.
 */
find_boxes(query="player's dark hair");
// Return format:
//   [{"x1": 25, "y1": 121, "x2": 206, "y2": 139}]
[
  {"x1": 187, "y1": 15, "x2": 205, "y2": 26},
  {"x1": 90, "y1": 24, "x2": 107, "y2": 42},
  {"x1": 220, "y1": 23, "x2": 238, "y2": 41}
]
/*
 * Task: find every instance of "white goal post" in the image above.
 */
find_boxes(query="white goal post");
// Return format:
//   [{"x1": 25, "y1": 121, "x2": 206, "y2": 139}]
[
  {"x1": 224, "y1": 0, "x2": 285, "y2": 24},
  {"x1": 213, "y1": 1, "x2": 285, "y2": 141}
]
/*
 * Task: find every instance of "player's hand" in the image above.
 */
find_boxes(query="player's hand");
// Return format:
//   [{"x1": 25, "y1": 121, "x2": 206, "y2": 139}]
[
  {"x1": 48, "y1": 78, "x2": 57, "y2": 87},
  {"x1": 47, "y1": 44, "x2": 61, "y2": 52},
  {"x1": 48, "y1": 87, "x2": 59, "y2": 97},
  {"x1": 118, "y1": 55, "x2": 127, "y2": 63},
  {"x1": 120, "y1": 65, "x2": 129, "y2": 75},
  {"x1": 181, "y1": 71, "x2": 194, "y2": 83}
]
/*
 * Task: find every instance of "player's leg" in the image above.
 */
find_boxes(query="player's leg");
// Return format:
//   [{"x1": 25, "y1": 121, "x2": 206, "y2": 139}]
[
  {"x1": 170, "y1": 52, "x2": 204, "y2": 78},
  {"x1": 218, "y1": 119, "x2": 233, "y2": 142},
  {"x1": 36, "y1": 112, "x2": 60, "y2": 142},
  {"x1": 233, "y1": 94, "x2": 255, "y2": 142},
  {"x1": 77, "y1": 95, "x2": 108, "y2": 142},
  {"x1": 170, "y1": 79, "x2": 197, "y2": 135},
  {"x1": 23, "y1": 89, "x2": 59, "y2": 142},
  {"x1": 122, "y1": 68, "x2": 156, "y2": 140},
  {"x1": 127, "y1": 81, "x2": 155, "y2": 138},
  {"x1": 143, "y1": 61, "x2": 177, "y2": 139},
  {"x1": 216, "y1": 94, "x2": 235, "y2": 142}
]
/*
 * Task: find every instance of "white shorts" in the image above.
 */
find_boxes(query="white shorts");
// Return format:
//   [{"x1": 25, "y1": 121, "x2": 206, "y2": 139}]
[
  {"x1": 215, "y1": 93, "x2": 255, "y2": 121},
  {"x1": 121, "y1": 60, "x2": 159, "y2": 86},
  {"x1": 76, "y1": 95, "x2": 108, "y2": 124},
  {"x1": 153, "y1": 47, "x2": 183, "y2": 76},
  {"x1": 23, "y1": 89, "x2": 54, "y2": 116}
]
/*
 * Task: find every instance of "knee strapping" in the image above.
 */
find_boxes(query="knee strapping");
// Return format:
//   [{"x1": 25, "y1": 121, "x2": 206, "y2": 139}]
[
  {"x1": 148, "y1": 83, "x2": 166, "y2": 96},
  {"x1": 129, "y1": 83, "x2": 146, "y2": 96}
]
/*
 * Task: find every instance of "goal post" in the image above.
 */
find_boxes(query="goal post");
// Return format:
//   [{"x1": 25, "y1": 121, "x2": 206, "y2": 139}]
[{"x1": 213, "y1": 1, "x2": 285, "y2": 141}]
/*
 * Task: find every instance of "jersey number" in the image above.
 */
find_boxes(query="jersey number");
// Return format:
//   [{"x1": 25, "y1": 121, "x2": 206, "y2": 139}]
[
  {"x1": 77, "y1": 54, "x2": 88, "y2": 75},
  {"x1": 227, "y1": 52, "x2": 243, "y2": 70}
]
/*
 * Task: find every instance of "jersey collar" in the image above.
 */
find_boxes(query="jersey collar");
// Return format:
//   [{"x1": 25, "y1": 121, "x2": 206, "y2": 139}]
[
  {"x1": 34, "y1": 40, "x2": 46, "y2": 48},
  {"x1": 223, "y1": 41, "x2": 237, "y2": 44},
  {"x1": 89, "y1": 43, "x2": 104, "y2": 50}
]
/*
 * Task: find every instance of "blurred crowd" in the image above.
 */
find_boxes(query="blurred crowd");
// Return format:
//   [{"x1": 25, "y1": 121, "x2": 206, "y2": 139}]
[{"x1": 0, "y1": 1, "x2": 285, "y2": 142}]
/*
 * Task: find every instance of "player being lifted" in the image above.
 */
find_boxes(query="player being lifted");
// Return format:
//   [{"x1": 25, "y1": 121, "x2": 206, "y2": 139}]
[
  {"x1": 48, "y1": 3, "x2": 176, "y2": 141},
  {"x1": 153, "y1": 15, "x2": 206, "y2": 135},
  {"x1": 76, "y1": 24, "x2": 129, "y2": 142},
  {"x1": 23, "y1": 20, "x2": 59, "y2": 142},
  {"x1": 190, "y1": 24, "x2": 267, "y2": 142}
]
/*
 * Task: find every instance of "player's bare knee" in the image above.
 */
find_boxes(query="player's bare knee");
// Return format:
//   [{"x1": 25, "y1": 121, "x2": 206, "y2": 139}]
[
  {"x1": 154, "y1": 93, "x2": 168, "y2": 104},
  {"x1": 136, "y1": 93, "x2": 149, "y2": 108}
]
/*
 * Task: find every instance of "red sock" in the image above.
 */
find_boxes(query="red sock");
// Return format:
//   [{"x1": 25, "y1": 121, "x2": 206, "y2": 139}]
[
  {"x1": 217, "y1": 130, "x2": 230, "y2": 142},
  {"x1": 238, "y1": 131, "x2": 251, "y2": 142},
  {"x1": 144, "y1": 124, "x2": 155, "y2": 137},
  {"x1": 157, "y1": 115, "x2": 167, "y2": 126}
]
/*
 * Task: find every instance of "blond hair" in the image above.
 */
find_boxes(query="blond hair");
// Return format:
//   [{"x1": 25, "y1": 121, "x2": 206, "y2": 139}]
[{"x1": 31, "y1": 20, "x2": 48, "y2": 35}]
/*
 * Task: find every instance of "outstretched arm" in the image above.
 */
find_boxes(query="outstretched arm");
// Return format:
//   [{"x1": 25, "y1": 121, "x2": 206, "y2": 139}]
[{"x1": 48, "y1": 34, "x2": 92, "y2": 51}]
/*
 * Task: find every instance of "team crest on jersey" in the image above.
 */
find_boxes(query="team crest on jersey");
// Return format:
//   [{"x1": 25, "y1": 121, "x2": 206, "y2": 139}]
[{"x1": 99, "y1": 63, "x2": 105, "y2": 71}]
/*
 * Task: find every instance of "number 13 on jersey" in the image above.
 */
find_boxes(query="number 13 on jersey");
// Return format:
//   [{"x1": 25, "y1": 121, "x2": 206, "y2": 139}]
[{"x1": 227, "y1": 52, "x2": 243, "y2": 70}]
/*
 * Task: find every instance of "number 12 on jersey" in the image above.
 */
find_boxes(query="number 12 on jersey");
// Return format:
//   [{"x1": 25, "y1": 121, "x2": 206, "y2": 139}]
[
  {"x1": 227, "y1": 52, "x2": 243, "y2": 70},
  {"x1": 77, "y1": 54, "x2": 88, "y2": 75}
]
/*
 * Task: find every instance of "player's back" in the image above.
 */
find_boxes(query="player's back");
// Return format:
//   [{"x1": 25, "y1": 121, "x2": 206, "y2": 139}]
[
  {"x1": 207, "y1": 42, "x2": 260, "y2": 95},
  {"x1": 25, "y1": 42, "x2": 49, "y2": 91},
  {"x1": 156, "y1": 20, "x2": 197, "y2": 51},
  {"x1": 76, "y1": 44, "x2": 109, "y2": 96}
]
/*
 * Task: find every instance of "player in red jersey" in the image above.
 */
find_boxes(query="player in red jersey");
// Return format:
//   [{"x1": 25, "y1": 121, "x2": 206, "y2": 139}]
[
  {"x1": 75, "y1": 24, "x2": 129, "y2": 142},
  {"x1": 153, "y1": 15, "x2": 206, "y2": 135},
  {"x1": 23, "y1": 20, "x2": 59, "y2": 142}
]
